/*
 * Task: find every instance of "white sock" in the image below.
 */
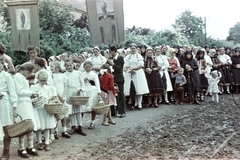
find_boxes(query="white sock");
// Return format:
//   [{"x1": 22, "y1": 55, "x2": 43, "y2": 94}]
[{"x1": 62, "y1": 127, "x2": 67, "y2": 132}]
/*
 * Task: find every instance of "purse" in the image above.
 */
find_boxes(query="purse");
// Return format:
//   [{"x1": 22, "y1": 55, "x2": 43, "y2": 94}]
[
  {"x1": 6, "y1": 115, "x2": 34, "y2": 138},
  {"x1": 114, "y1": 83, "x2": 119, "y2": 93}
]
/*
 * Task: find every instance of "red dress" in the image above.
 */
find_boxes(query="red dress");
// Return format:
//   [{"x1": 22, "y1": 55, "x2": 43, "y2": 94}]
[{"x1": 100, "y1": 72, "x2": 117, "y2": 105}]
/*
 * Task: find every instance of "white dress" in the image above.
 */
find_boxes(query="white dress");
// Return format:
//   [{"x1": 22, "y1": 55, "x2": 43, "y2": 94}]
[
  {"x1": 52, "y1": 73, "x2": 68, "y2": 99},
  {"x1": 14, "y1": 73, "x2": 41, "y2": 131},
  {"x1": 156, "y1": 55, "x2": 173, "y2": 92},
  {"x1": 0, "y1": 71, "x2": 17, "y2": 127},
  {"x1": 123, "y1": 53, "x2": 149, "y2": 96},
  {"x1": 208, "y1": 77, "x2": 220, "y2": 93},
  {"x1": 65, "y1": 70, "x2": 85, "y2": 114},
  {"x1": 0, "y1": 120, "x2": 3, "y2": 141},
  {"x1": 86, "y1": 54, "x2": 107, "y2": 74},
  {"x1": 81, "y1": 71, "x2": 101, "y2": 113},
  {"x1": 30, "y1": 84, "x2": 56, "y2": 130}
]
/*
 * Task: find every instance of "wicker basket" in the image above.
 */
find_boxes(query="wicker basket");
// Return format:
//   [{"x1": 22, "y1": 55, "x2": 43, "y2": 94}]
[
  {"x1": 44, "y1": 100, "x2": 65, "y2": 114},
  {"x1": 6, "y1": 115, "x2": 34, "y2": 138},
  {"x1": 92, "y1": 101, "x2": 110, "y2": 115},
  {"x1": 32, "y1": 96, "x2": 47, "y2": 108},
  {"x1": 54, "y1": 104, "x2": 69, "y2": 120},
  {"x1": 70, "y1": 96, "x2": 89, "y2": 106}
]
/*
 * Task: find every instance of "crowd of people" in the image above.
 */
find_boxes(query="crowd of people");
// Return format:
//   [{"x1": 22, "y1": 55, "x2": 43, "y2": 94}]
[{"x1": 0, "y1": 41, "x2": 240, "y2": 159}]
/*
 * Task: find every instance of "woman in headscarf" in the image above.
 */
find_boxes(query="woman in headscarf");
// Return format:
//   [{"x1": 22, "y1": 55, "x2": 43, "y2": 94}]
[
  {"x1": 144, "y1": 47, "x2": 165, "y2": 108},
  {"x1": 156, "y1": 47, "x2": 173, "y2": 104},
  {"x1": 218, "y1": 47, "x2": 232, "y2": 94},
  {"x1": 181, "y1": 51, "x2": 201, "y2": 104},
  {"x1": 123, "y1": 43, "x2": 149, "y2": 110},
  {"x1": 166, "y1": 48, "x2": 180, "y2": 103},
  {"x1": 86, "y1": 46, "x2": 107, "y2": 75},
  {"x1": 231, "y1": 47, "x2": 240, "y2": 93},
  {"x1": 195, "y1": 49, "x2": 209, "y2": 100}
]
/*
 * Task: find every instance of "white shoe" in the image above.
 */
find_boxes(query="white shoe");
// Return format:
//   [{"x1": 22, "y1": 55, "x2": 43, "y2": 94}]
[{"x1": 102, "y1": 121, "x2": 109, "y2": 126}]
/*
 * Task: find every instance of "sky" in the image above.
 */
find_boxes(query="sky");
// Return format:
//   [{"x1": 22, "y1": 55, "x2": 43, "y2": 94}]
[{"x1": 123, "y1": 0, "x2": 239, "y2": 40}]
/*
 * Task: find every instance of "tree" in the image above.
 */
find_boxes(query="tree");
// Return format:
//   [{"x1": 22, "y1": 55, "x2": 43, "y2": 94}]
[
  {"x1": 0, "y1": 0, "x2": 92, "y2": 65},
  {"x1": 227, "y1": 22, "x2": 240, "y2": 44},
  {"x1": 173, "y1": 10, "x2": 205, "y2": 46}
]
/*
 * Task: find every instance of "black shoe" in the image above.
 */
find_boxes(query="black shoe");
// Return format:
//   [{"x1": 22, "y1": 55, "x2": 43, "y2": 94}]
[
  {"x1": 62, "y1": 131, "x2": 71, "y2": 138},
  {"x1": 54, "y1": 132, "x2": 60, "y2": 139},
  {"x1": 18, "y1": 149, "x2": 30, "y2": 158},
  {"x1": 165, "y1": 101, "x2": 171, "y2": 105},
  {"x1": 76, "y1": 126, "x2": 87, "y2": 136},
  {"x1": 0, "y1": 154, "x2": 10, "y2": 160},
  {"x1": 145, "y1": 104, "x2": 152, "y2": 108},
  {"x1": 154, "y1": 104, "x2": 158, "y2": 108},
  {"x1": 120, "y1": 113, "x2": 126, "y2": 118},
  {"x1": 26, "y1": 148, "x2": 38, "y2": 156},
  {"x1": 194, "y1": 101, "x2": 200, "y2": 105},
  {"x1": 88, "y1": 123, "x2": 95, "y2": 129},
  {"x1": 68, "y1": 126, "x2": 76, "y2": 134}
]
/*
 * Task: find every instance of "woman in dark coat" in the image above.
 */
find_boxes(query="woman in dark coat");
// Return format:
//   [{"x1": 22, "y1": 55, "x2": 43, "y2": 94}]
[
  {"x1": 181, "y1": 51, "x2": 201, "y2": 104},
  {"x1": 231, "y1": 47, "x2": 240, "y2": 93},
  {"x1": 195, "y1": 49, "x2": 209, "y2": 100},
  {"x1": 144, "y1": 47, "x2": 165, "y2": 107}
]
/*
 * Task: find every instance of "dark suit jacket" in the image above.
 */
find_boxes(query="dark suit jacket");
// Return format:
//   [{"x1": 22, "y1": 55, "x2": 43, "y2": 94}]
[{"x1": 112, "y1": 55, "x2": 124, "y2": 83}]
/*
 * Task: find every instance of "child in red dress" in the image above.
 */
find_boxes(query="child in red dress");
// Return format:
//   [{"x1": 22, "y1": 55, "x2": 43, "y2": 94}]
[{"x1": 99, "y1": 64, "x2": 117, "y2": 126}]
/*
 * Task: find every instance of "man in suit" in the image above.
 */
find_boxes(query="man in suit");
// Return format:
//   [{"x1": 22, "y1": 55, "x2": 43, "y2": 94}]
[{"x1": 106, "y1": 46, "x2": 126, "y2": 118}]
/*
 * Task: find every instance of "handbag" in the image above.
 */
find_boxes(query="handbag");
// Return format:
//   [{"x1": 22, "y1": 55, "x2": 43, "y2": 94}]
[
  {"x1": 6, "y1": 115, "x2": 34, "y2": 138},
  {"x1": 114, "y1": 83, "x2": 119, "y2": 93}
]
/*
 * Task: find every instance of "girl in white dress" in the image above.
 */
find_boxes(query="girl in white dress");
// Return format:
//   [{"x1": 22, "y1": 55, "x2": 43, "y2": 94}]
[
  {"x1": 123, "y1": 43, "x2": 149, "y2": 110},
  {"x1": 206, "y1": 70, "x2": 222, "y2": 102},
  {"x1": 82, "y1": 61, "x2": 101, "y2": 129},
  {"x1": 30, "y1": 70, "x2": 57, "y2": 151},
  {"x1": 0, "y1": 58, "x2": 18, "y2": 160},
  {"x1": 50, "y1": 61, "x2": 71, "y2": 138},
  {"x1": 64, "y1": 59, "x2": 86, "y2": 136},
  {"x1": 14, "y1": 62, "x2": 40, "y2": 158},
  {"x1": 33, "y1": 57, "x2": 57, "y2": 141}
]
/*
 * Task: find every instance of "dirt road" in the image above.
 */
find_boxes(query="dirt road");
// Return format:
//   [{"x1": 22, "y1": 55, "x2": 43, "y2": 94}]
[{"x1": 1, "y1": 94, "x2": 240, "y2": 160}]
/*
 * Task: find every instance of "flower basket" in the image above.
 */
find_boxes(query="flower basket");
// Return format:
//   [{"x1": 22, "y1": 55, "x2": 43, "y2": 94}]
[
  {"x1": 70, "y1": 96, "x2": 89, "y2": 106},
  {"x1": 6, "y1": 115, "x2": 34, "y2": 138},
  {"x1": 92, "y1": 101, "x2": 110, "y2": 115},
  {"x1": 54, "y1": 104, "x2": 69, "y2": 120},
  {"x1": 44, "y1": 100, "x2": 65, "y2": 115},
  {"x1": 32, "y1": 96, "x2": 47, "y2": 108}
]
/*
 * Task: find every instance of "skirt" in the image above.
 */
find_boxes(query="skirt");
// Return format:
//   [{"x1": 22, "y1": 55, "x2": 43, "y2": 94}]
[
  {"x1": 199, "y1": 74, "x2": 208, "y2": 90},
  {"x1": 101, "y1": 90, "x2": 116, "y2": 105},
  {"x1": 80, "y1": 88, "x2": 99, "y2": 113},
  {"x1": 0, "y1": 93, "x2": 13, "y2": 127},
  {"x1": 36, "y1": 106, "x2": 56, "y2": 130},
  {"x1": 146, "y1": 71, "x2": 165, "y2": 95},
  {"x1": 232, "y1": 68, "x2": 240, "y2": 85},
  {"x1": 17, "y1": 100, "x2": 41, "y2": 131},
  {"x1": 0, "y1": 120, "x2": 3, "y2": 141}
]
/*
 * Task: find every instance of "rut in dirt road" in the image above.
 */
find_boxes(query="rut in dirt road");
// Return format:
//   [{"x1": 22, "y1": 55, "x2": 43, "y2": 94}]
[{"x1": 87, "y1": 95, "x2": 240, "y2": 160}]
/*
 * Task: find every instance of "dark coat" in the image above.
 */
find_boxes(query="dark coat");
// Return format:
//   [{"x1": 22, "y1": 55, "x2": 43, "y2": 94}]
[{"x1": 112, "y1": 55, "x2": 124, "y2": 83}]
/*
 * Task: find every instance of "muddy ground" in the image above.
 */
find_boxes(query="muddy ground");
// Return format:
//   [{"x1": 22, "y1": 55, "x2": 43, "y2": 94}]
[{"x1": 1, "y1": 94, "x2": 240, "y2": 160}]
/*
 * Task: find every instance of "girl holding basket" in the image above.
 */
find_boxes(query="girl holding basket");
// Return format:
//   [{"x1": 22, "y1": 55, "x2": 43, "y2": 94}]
[
  {"x1": 14, "y1": 62, "x2": 40, "y2": 158},
  {"x1": 0, "y1": 58, "x2": 18, "y2": 160}
]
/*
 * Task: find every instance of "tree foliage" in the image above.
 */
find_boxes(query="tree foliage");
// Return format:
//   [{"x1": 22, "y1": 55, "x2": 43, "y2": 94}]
[
  {"x1": 0, "y1": 1, "x2": 228, "y2": 66},
  {"x1": 173, "y1": 10, "x2": 205, "y2": 46},
  {"x1": 227, "y1": 22, "x2": 240, "y2": 44}
]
